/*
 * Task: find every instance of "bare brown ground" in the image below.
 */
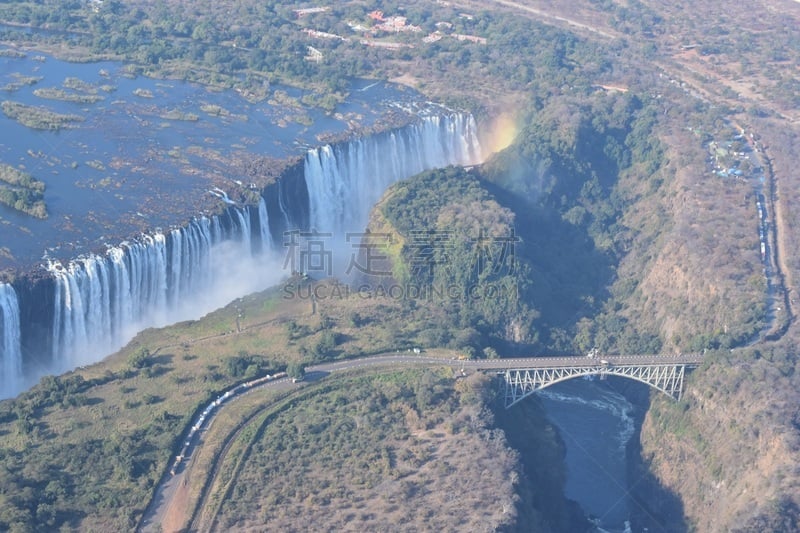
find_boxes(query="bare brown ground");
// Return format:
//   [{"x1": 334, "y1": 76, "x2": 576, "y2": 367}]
[
  {"x1": 389, "y1": 73, "x2": 422, "y2": 89},
  {"x1": 162, "y1": 482, "x2": 190, "y2": 533}
]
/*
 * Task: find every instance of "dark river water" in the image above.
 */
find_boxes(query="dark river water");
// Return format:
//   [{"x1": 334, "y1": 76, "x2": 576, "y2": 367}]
[{"x1": 538, "y1": 379, "x2": 636, "y2": 532}]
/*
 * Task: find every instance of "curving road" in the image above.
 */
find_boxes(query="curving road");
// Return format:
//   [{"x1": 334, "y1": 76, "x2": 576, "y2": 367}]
[
  {"x1": 138, "y1": 376, "x2": 295, "y2": 533},
  {"x1": 138, "y1": 352, "x2": 702, "y2": 532},
  {"x1": 139, "y1": 354, "x2": 455, "y2": 533}
]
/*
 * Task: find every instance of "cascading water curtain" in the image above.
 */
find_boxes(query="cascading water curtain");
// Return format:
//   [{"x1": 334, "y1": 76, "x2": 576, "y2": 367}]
[
  {"x1": 0, "y1": 283, "x2": 22, "y2": 398},
  {"x1": 304, "y1": 113, "x2": 483, "y2": 237},
  {"x1": 11, "y1": 111, "x2": 482, "y2": 398}
]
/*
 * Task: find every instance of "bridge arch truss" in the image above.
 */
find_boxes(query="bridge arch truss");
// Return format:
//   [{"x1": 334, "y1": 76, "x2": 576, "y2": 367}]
[{"x1": 502, "y1": 363, "x2": 691, "y2": 408}]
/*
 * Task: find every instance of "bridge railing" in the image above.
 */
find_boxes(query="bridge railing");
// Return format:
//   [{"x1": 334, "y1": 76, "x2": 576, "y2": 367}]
[{"x1": 498, "y1": 357, "x2": 700, "y2": 408}]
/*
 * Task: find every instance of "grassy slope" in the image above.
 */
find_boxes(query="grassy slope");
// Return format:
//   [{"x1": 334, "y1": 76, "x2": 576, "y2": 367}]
[{"x1": 642, "y1": 345, "x2": 800, "y2": 532}]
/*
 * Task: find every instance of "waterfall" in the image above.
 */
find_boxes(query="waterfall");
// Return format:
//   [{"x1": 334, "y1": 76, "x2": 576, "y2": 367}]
[
  {"x1": 45, "y1": 207, "x2": 266, "y2": 377},
  {"x1": 303, "y1": 113, "x2": 482, "y2": 237},
  {"x1": 276, "y1": 178, "x2": 293, "y2": 229},
  {"x1": 0, "y1": 283, "x2": 22, "y2": 397},
  {"x1": 10, "y1": 111, "x2": 484, "y2": 398},
  {"x1": 233, "y1": 208, "x2": 252, "y2": 256},
  {"x1": 258, "y1": 197, "x2": 272, "y2": 252}
]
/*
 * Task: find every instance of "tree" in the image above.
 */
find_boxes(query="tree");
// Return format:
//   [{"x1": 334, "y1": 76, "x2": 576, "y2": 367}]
[
  {"x1": 483, "y1": 347, "x2": 499, "y2": 359},
  {"x1": 287, "y1": 362, "x2": 306, "y2": 381},
  {"x1": 128, "y1": 347, "x2": 151, "y2": 369},
  {"x1": 310, "y1": 330, "x2": 340, "y2": 361}
]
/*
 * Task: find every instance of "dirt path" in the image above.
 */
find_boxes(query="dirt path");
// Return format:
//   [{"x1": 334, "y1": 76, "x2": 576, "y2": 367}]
[
  {"x1": 161, "y1": 481, "x2": 190, "y2": 533},
  {"x1": 138, "y1": 376, "x2": 296, "y2": 533},
  {"x1": 454, "y1": 0, "x2": 618, "y2": 39}
]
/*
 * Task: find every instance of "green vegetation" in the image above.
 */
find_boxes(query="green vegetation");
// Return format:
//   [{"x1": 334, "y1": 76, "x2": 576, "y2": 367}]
[
  {"x1": 1, "y1": 100, "x2": 83, "y2": 130},
  {"x1": 32, "y1": 87, "x2": 104, "y2": 104},
  {"x1": 199, "y1": 103, "x2": 246, "y2": 121},
  {"x1": 0, "y1": 164, "x2": 44, "y2": 192},
  {"x1": 127, "y1": 347, "x2": 151, "y2": 369},
  {"x1": 212, "y1": 369, "x2": 580, "y2": 531},
  {"x1": 285, "y1": 361, "x2": 305, "y2": 380},
  {"x1": 200, "y1": 104, "x2": 227, "y2": 116},
  {"x1": 0, "y1": 48, "x2": 26, "y2": 59},
  {"x1": 377, "y1": 166, "x2": 537, "y2": 350},
  {"x1": 371, "y1": 91, "x2": 714, "y2": 355},
  {"x1": 478, "y1": 95, "x2": 660, "y2": 353},
  {"x1": 0, "y1": 280, "x2": 482, "y2": 531},
  {"x1": 0, "y1": 273, "x2": 583, "y2": 532},
  {"x1": 0, "y1": 0, "x2": 796, "y2": 530},
  {"x1": 0, "y1": 187, "x2": 47, "y2": 218},
  {"x1": 1, "y1": 74, "x2": 41, "y2": 92},
  {"x1": 131, "y1": 88, "x2": 153, "y2": 98},
  {"x1": 478, "y1": 89, "x2": 766, "y2": 354},
  {"x1": 0, "y1": 285, "x2": 290, "y2": 532},
  {"x1": 160, "y1": 109, "x2": 199, "y2": 121},
  {"x1": 643, "y1": 344, "x2": 800, "y2": 531},
  {"x1": 0, "y1": 0, "x2": 615, "y2": 109},
  {"x1": 61, "y1": 77, "x2": 96, "y2": 93},
  {"x1": 0, "y1": 163, "x2": 47, "y2": 218}
]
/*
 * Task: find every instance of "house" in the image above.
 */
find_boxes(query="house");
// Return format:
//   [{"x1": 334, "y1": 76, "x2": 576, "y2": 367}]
[{"x1": 304, "y1": 46, "x2": 324, "y2": 62}]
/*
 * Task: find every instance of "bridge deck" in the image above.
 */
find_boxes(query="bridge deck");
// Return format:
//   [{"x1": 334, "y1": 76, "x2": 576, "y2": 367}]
[
  {"x1": 467, "y1": 354, "x2": 703, "y2": 370},
  {"x1": 492, "y1": 354, "x2": 702, "y2": 407}
]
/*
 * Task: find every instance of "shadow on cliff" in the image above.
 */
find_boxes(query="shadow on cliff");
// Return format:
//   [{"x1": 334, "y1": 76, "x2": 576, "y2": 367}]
[
  {"x1": 479, "y1": 176, "x2": 614, "y2": 354},
  {"x1": 492, "y1": 393, "x2": 591, "y2": 533},
  {"x1": 611, "y1": 378, "x2": 689, "y2": 533}
]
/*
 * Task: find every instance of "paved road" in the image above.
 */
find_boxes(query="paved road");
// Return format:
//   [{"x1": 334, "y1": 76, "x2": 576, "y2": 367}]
[
  {"x1": 139, "y1": 352, "x2": 702, "y2": 532},
  {"x1": 310, "y1": 353, "x2": 704, "y2": 373},
  {"x1": 138, "y1": 376, "x2": 296, "y2": 533},
  {"x1": 464, "y1": 353, "x2": 705, "y2": 369}
]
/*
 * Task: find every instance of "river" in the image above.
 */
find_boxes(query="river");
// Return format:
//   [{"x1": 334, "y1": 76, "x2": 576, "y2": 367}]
[
  {"x1": 0, "y1": 48, "x2": 424, "y2": 271},
  {"x1": 538, "y1": 378, "x2": 636, "y2": 532},
  {"x1": 0, "y1": 48, "x2": 485, "y2": 399}
]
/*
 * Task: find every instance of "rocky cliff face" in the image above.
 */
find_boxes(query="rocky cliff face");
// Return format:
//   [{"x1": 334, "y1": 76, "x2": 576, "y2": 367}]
[
  {"x1": 639, "y1": 347, "x2": 800, "y2": 531},
  {"x1": 12, "y1": 271, "x2": 56, "y2": 372}
]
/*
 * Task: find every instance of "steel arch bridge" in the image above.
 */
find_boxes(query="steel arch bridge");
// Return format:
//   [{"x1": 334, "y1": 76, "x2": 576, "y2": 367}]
[{"x1": 496, "y1": 355, "x2": 703, "y2": 408}]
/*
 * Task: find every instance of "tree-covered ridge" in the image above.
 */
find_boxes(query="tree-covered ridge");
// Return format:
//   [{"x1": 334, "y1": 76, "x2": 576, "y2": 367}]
[
  {"x1": 476, "y1": 89, "x2": 766, "y2": 355},
  {"x1": 213, "y1": 368, "x2": 582, "y2": 532},
  {"x1": 373, "y1": 94, "x2": 704, "y2": 354},
  {"x1": 643, "y1": 343, "x2": 800, "y2": 531},
  {"x1": 377, "y1": 166, "x2": 537, "y2": 352}
]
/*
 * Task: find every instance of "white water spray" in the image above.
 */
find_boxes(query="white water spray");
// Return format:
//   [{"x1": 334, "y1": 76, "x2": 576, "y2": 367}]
[
  {"x1": 9, "y1": 112, "x2": 483, "y2": 399},
  {"x1": 304, "y1": 113, "x2": 482, "y2": 237},
  {"x1": 0, "y1": 283, "x2": 22, "y2": 397}
]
